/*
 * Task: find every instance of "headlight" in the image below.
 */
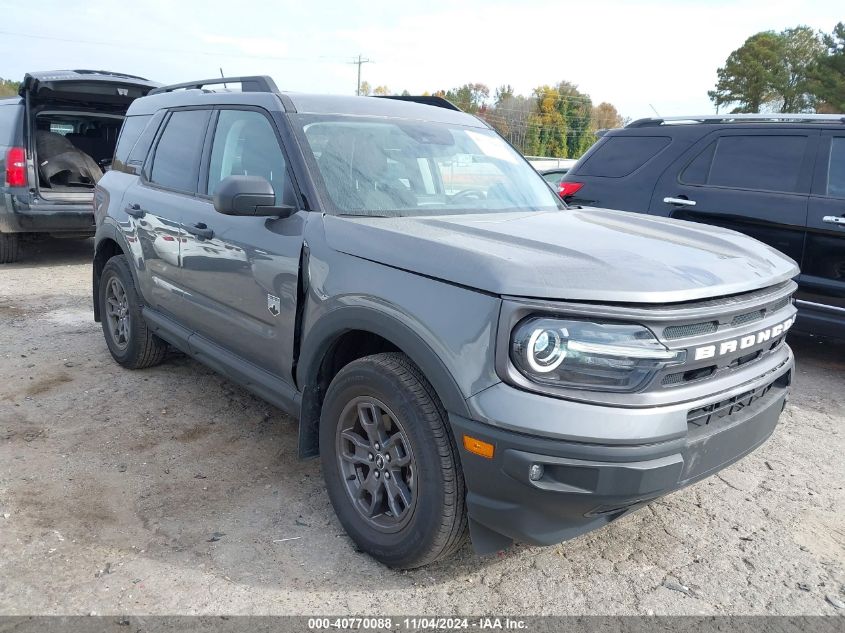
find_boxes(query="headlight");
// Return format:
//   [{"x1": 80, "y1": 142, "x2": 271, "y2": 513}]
[{"x1": 510, "y1": 318, "x2": 686, "y2": 392}]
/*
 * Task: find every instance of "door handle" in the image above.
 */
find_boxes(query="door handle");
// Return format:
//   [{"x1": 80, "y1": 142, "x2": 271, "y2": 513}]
[
  {"x1": 125, "y1": 203, "x2": 145, "y2": 218},
  {"x1": 822, "y1": 215, "x2": 845, "y2": 225},
  {"x1": 664, "y1": 197, "x2": 697, "y2": 207},
  {"x1": 183, "y1": 222, "x2": 214, "y2": 239}
]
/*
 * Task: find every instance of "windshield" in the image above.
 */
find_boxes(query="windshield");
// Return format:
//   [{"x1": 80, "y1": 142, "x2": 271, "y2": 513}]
[{"x1": 298, "y1": 116, "x2": 563, "y2": 217}]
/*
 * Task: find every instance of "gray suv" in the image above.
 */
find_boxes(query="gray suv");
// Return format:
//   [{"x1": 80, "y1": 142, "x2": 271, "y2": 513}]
[{"x1": 93, "y1": 76, "x2": 799, "y2": 568}]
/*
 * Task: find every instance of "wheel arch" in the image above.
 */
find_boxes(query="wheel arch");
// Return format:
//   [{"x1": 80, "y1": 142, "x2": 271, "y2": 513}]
[
  {"x1": 296, "y1": 306, "x2": 471, "y2": 459},
  {"x1": 92, "y1": 223, "x2": 134, "y2": 322}
]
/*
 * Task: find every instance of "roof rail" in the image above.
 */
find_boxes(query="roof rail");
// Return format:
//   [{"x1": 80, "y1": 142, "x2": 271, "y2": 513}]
[
  {"x1": 374, "y1": 95, "x2": 463, "y2": 111},
  {"x1": 149, "y1": 75, "x2": 278, "y2": 95},
  {"x1": 627, "y1": 113, "x2": 845, "y2": 127}
]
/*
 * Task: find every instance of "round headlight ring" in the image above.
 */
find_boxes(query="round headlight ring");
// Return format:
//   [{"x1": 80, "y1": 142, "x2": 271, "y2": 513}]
[{"x1": 526, "y1": 327, "x2": 567, "y2": 373}]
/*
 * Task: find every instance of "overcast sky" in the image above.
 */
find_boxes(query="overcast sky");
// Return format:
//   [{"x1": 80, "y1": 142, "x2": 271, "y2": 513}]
[{"x1": 0, "y1": 0, "x2": 841, "y2": 119}]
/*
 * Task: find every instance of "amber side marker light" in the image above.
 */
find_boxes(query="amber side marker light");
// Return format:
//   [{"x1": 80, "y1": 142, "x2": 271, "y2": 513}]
[{"x1": 463, "y1": 435, "x2": 495, "y2": 459}]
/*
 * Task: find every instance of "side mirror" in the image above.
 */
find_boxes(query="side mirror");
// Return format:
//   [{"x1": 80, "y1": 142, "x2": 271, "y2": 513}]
[{"x1": 213, "y1": 175, "x2": 295, "y2": 218}]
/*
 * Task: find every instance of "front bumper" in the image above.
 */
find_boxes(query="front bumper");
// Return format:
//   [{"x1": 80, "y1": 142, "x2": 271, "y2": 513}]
[{"x1": 452, "y1": 347, "x2": 793, "y2": 553}]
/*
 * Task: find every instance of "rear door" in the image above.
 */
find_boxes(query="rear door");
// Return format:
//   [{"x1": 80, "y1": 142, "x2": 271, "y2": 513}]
[
  {"x1": 649, "y1": 128, "x2": 817, "y2": 266},
  {"x1": 802, "y1": 131, "x2": 845, "y2": 318},
  {"x1": 122, "y1": 108, "x2": 212, "y2": 319}
]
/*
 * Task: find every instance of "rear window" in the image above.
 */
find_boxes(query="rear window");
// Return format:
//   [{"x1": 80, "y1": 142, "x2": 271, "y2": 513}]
[
  {"x1": 685, "y1": 135, "x2": 808, "y2": 193},
  {"x1": 149, "y1": 110, "x2": 209, "y2": 192},
  {"x1": 576, "y1": 135, "x2": 670, "y2": 178}
]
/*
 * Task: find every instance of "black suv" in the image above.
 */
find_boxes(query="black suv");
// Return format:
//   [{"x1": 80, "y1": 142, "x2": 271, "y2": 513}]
[
  {"x1": 93, "y1": 78, "x2": 798, "y2": 568},
  {"x1": 0, "y1": 70, "x2": 159, "y2": 262},
  {"x1": 561, "y1": 115, "x2": 845, "y2": 338}
]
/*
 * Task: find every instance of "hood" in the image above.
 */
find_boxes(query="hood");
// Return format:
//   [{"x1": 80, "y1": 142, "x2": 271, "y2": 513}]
[{"x1": 323, "y1": 208, "x2": 799, "y2": 303}]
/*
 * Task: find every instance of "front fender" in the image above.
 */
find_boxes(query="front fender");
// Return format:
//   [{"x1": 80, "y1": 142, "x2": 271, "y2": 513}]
[{"x1": 297, "y1": 303, "x2": 473, "y2": 419}]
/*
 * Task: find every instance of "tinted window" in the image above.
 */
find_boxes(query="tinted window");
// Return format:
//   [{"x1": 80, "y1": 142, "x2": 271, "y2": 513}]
[
  {"x1": 150, "y1": 110, "x2": 209, "y2": 192},
  {"x1": 680, "y1": 142, "x2": 716, "y2": 185},
  {"x1": 207, "y1": 109, "x2": 291, "y2": 205},
  {"x1": 113, "y1": 115, "x2": 151, "y2": 169},
  {"x1": 827, "y1": 137, "x2": 845, "y2": 198},
  {"x1": 577, "y1": 136, "x2": 670, "y2": 178},
  {"x1": 707, "y1": 135, "x2": 807, "y2": 192},
  {"x1": 542, "y1": 171, "x2": 567, "y2": 186}
]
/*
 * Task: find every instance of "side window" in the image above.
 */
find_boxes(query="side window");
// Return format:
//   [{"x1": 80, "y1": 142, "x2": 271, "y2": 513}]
[
  {"x1": 827, "y1": 137, "x2": 845, "y2": 198},
  {"x1": 207, "y1": 109, "x2": 292, "y2": 205},
  {"x1": 149, "y1": 109, "x2": 210, "y2": 192},
  {"x1": 707, "y1": 135, "x2": 807, "y2": 193},
  {"x1": 680, "y1": 142, "x2": 716, "y2": 185},
  {"x1": 112, "y1": 115, "x2": 151, "y2": 171},
  {"x1": 577, "y1": 136, "x2": 670, "y2": 178}
]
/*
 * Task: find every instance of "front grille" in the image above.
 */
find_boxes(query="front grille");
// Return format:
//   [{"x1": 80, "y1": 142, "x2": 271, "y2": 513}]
[
  {"x1": 664, "y1": 321, "x2": 718, "y2": 339},
  {"x1": 731, "y1": 309, "x2": 763, "y2": 327},
  {"x1": 686, "y1": 371, "x2": 789, "y2": 434}
]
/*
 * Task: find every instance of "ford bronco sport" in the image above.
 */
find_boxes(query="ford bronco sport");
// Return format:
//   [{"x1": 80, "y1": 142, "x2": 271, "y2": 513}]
[
  {"x1": 0, "y1": 70, "x2": 159, "y2": 262},
  {"x1": 93, "y1": 76, "x2": 799, "y2": 568}
]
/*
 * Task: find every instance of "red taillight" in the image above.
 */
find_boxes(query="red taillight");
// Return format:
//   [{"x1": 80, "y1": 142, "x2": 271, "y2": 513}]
[
  {"x1": 5, "y1": 147, "x2": 27, "y2": 187},
  {"x1": 558, "y1": 181, "x2": 583, "y2": 199}
]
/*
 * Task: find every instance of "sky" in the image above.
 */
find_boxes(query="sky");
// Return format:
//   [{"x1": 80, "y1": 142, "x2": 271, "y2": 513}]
[{"x1": 0, "y1": 0, "x2": 841, "y2": 120}]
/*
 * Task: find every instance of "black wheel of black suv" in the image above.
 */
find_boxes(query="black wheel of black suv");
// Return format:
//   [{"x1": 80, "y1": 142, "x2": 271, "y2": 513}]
[
  {"x1": 320, "y1": 352, "x2": 468, "y2": 568},
  {"x1": 98, "y1": 255, "x2": 168, "y2": 369}
]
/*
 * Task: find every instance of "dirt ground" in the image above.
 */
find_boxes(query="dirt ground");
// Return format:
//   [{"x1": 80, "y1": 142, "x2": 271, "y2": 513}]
[{"x1": 0, "y1": 238, "x2": 843, "y2": 616}]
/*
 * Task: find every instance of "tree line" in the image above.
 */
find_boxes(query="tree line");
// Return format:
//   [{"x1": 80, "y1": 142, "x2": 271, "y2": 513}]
[
  {"x1": 710, "y1": 22, "x2": 845, "y2": 113},
  {"x1": 0, "y1": 78, "x2": 20, "y2": 97},
  {"x1": 360, "y1": 80, "x2": 625, "y2": 158}
]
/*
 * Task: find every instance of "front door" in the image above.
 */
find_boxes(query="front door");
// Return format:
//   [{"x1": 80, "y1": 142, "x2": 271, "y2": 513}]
[
  {"x1": 802, "y1": 132, "x2": 845, "y2": 317},
  {"x1": 173, "y1": 107, "x2": 305, "y2": 382},
  {"x1": 649, "y1": 129, "x2": 817, "y2": 266}
]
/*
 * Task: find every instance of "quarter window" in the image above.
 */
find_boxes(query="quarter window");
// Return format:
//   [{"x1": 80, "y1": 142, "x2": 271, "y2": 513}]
[
  {"x1": 827, "y1": 137, "x2": 845, "y2": 198},
  {"x1": 149, "y1": 109, "x2": 210, "y2": 192},
  {"x1": 207, "y1": 109, "x2": 291, "y2": 205}
]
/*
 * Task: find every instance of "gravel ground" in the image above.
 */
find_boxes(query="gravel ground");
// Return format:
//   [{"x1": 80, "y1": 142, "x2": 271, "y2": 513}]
[{"x1": 0, "y1": 238, "x2": 843, "y2": 616}]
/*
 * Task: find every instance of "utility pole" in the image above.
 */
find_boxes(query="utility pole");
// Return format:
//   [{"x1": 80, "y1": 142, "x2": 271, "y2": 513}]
[{"x1": 349, "y1": 54, "x2": 373, "y2": 96}]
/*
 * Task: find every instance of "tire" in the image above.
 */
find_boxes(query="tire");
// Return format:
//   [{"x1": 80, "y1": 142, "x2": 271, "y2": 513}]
[
  {"x1": 320, "y1": 352, "x2": 468, "y2": 568},
  {"x1": 0, "y1": 232, "x2": 20, "y2": 264},
  {"x1": 98, "y1": 255, "x2": 168, "y2": 369}
]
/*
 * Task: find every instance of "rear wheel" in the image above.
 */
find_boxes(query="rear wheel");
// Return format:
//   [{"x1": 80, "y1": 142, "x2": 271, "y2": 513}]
[
  {"x1": 0, "y1": 232, "x2": 20, "y2": 263},
  {"x1": 98, "y1": 255, "x2": 168, "y2": 369},
  {"x1": 320, "y1": 352, "x2": 467, "y2": 568}
]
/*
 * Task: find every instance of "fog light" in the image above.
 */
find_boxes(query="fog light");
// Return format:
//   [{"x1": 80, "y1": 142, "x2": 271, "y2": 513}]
[{"x1": 529, "y1": 464, "x2": 544, "y2": 481}]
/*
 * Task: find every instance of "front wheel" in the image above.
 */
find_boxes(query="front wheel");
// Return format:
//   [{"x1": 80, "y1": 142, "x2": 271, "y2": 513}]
[{"x1": 320, "y1": 353, "x2": 467, "y2": 568}]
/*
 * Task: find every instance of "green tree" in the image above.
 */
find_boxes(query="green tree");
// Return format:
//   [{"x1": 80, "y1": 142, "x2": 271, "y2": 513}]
[
  {"x1": 0, "y1": 78, "x2": 20, "y2": 97},
  {"x1": 436, "y1": 83, "x2": 490, "y2": 113},
  {"x1": 709, "y1": 27, "x2": 824, "y2": 113},
  {"x1": 809, "y1": 22, "x2": 845, "y2": 112}
]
